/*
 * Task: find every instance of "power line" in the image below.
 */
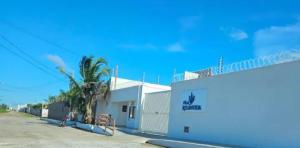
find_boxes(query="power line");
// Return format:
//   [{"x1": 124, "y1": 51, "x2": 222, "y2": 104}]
[
  {"x1": 0, "y1": 81, "x2": 64, "y2": 97},
  {"x1": 0, "y1": 20, "x2": 81, "y2": 56},
  {"x1": 0, "y1": 87, "x2": 14, "y2": 92},
  {"x1": 0, "y1": 33, "x2": 62, "y2": 76},
  {"x1": 0, "y1": 80, "x2": 64, "y2": 91},
  {"x1": 0, "y1": 42, "x2": 66, "y2": 82},
  {"x1": 0, "y1": 89, "x2": 49, "y2": 98}
]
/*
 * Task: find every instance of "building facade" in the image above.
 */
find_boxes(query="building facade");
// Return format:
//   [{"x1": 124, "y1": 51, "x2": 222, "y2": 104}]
[
  {"x1": 95, "y1": 77, "x2": 171, "y2": 130},
  {"x1": 168, "y1": 60, "x2": 300, "y2": 147}
]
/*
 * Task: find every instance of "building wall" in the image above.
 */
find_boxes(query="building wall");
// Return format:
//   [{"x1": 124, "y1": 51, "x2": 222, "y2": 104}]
[
  {"x1": 17, "y1": 104, "x2": 27, "y2": 112},
  {"x1": 48, "y1": 102, "x2": 70, "y2": 121},
  {"x1": 28, "y1": 107, "x2": 41, "y2": 116},
  {"x1": 110, "y1": 86, "x2": 140, "y2": 102},
  {"x1": 168, "y1": 60, "x2": 300, "y2": 147},
  {"x1": 95, "y1": 80, "x2": 171, "y2": 130},
  {"x1": 95, "y1": 85, "x2": 141, "y2": 127},
  {"x1": 110, "y1": 77, "x2": 142, "y2": 90}
]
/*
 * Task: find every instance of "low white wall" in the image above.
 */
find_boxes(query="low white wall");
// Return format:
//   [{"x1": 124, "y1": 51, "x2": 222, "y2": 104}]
[
  {"x1": 168, "y1": 60, "x2": 300, "y2": 147},
  {"x1": 41, "y1": 109, "x2": 48, "y2": 118},
  {"x1": 76, "y1": 122, "x2": 109, "y2": 135}
]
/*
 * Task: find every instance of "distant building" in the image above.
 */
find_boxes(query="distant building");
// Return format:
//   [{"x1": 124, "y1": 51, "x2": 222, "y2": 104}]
[{"x1": 17, "y1": 104, "x2": 27, "y2": 112}]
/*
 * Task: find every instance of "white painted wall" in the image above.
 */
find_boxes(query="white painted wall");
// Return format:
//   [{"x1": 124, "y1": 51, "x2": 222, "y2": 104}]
[
  {"x1": 96, "y1": 77, "x2": 171, "y2": 130},
  {"x1": 110, "y1": 77, "x2": 142, "y2": 90},
  {"x1": 184, "y1": 71, "x2": 199, "y2": 80},
  {"x1": 110, "y1": 86, "x2": 140, "y2": 102},
  {"x1": 17, "y1": 104, "x2": 27, "y2": 112},
  {"x1": 41, "y1": 109, "x2": 48, "y2": 117},
  {"x1": 168, "y1": 60, "x2": 300, "y2": 147}
]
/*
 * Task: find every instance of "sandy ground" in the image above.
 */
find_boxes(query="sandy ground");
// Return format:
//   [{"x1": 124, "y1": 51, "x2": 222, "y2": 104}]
[{"x1": 0, "y1": 112, "x2": 160, "y2": 148}]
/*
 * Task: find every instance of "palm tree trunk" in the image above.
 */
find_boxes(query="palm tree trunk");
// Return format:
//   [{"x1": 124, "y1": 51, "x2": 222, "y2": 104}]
[{"x1": 84, "y1": 96, "x2": 93, "y2": 124}]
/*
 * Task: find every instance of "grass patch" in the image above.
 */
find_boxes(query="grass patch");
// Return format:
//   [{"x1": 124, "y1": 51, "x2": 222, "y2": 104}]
[
  {"x1": 0, "y1": 110, "x2": 9, "y2": 116},
  {"x1": 0, "y1": 109, "x2": 8, "y2": 113}
]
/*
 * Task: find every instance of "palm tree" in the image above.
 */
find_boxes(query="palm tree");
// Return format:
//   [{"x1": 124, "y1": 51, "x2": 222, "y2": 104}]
[
  {"x1": 57, "y1": 90, "x2": 68, "y2": 102},
  {"x1": 59, "y1": 56, "x2": 110, "y2": 123},
  {"x1": 47, "y1": 96, "x2": 57, "y2": 103},
  {"x1": 66, "y1": 86, "x2": 82, "y2": 112}
]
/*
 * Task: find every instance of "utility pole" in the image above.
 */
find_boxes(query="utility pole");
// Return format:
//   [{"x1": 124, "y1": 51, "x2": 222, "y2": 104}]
[
  {"x1": 142, "y1": 72, "x2": 145, "y2": 83},
  {"x1": 218, "y1": 56, "x2": 224, "y2": 74},
  {"x1": 173, "y1": 69, "x2": 177, "y2": 82},
  {"x1": 114, "y1": 65, "x2": 118, "y2": 89},
  {"x1": 111, "y1": 68, "x2": 115, "y2": 77}
]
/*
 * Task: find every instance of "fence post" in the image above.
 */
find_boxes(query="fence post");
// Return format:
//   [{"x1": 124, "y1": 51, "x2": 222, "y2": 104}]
[{"x1": 112, "y1": 119, "x2": 115, "y2": 135}]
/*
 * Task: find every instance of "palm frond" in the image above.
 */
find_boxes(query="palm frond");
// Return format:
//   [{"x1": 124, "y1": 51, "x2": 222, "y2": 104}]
[
  {"x1": 58, "y1": 67, "x2": 81, "y2": 91},
  {"x1": 96, "y1": 67, "x2": 110, "y2": 80}
]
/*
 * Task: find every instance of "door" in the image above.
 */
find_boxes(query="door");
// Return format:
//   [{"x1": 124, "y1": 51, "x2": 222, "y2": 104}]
[
  {"x1": 118, "y1": 103, "x2": 127, "y2": 126},
  {"x1": 141, "y1": 91, "x2": 171, "y2": 135}
]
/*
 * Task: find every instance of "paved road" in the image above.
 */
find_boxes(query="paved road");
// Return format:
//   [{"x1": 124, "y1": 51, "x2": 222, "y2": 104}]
[{"x1": 0, "y1": 112, "x2": 160, "y2": 148}]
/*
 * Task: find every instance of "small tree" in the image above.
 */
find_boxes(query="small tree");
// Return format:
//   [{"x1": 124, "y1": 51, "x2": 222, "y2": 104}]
[
  {"x1": 32, "y1": 103, "x2": 43, "y2": 110},
  {"x1": 0, "y1": 104, "x2": 9, "y2": 112}
]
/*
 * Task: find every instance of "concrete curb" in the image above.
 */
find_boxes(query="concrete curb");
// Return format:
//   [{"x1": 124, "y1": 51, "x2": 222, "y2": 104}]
[
  {"x1": 40, "y1": 118, "x2": 61, "y2": 125},
  {"x1": 116, "y1": 127, "x2": 139, "y2": 134},
  {"x1": 40, "y1": 118, "x2": 227, "y2": 148},
  {"x1": 147, "y1": 139, "x2": 228, "y2": 148},
  {"x1": 40, "y1": 118, "x2": 76, "y2": 126},
  {"x1": 41, "y1": 118, "x2": 112, "y2": 135},
  {"x1": 75, "y1": 122, "x2": 111, "y2": 135}
]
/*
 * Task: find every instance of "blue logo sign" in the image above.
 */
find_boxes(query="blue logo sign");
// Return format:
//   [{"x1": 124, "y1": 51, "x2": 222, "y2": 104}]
[{"x1": 182, "y1": 92, "x2": 201, "y2": 111}]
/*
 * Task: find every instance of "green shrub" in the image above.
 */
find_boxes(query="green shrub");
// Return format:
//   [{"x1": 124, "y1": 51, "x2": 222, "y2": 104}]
[{"x1": 0, "y1": 104, "x2": 8, "y2": 113}]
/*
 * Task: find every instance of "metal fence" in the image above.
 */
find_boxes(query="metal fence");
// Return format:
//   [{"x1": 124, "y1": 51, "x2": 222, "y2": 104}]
[
  {"x1": 48, "y1": 102, "x2": 70, "y2": 120},
  {"x1": 173, "y1": 50, "x2": 300, "y2": 82}
]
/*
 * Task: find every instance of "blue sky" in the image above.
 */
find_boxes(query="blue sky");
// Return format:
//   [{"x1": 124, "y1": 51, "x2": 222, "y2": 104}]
[{"x1": 0, "y1": 0, "x2": 300, "y2": 106}]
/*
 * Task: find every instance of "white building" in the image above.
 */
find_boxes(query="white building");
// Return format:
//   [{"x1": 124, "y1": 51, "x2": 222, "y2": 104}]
[
  {"x1": 95, "y1": 77, "x2": 171, "y2": 131},
  {"x1": 168, "y1": 52, "x2": 300, "y2": 147},
  {"x1": 17, "y1": 104, "x2": 27, "y2": 112}
]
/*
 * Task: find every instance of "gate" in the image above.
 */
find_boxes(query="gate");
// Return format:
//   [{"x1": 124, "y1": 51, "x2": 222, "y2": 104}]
[{"x1": 140, "y1": 91, "x2": 171, "y2": 135}]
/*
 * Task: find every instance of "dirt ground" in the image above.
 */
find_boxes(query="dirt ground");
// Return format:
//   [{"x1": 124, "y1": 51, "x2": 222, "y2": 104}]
[{"x1": 0, "y1": 112, "x2": 160, "y2": 148}]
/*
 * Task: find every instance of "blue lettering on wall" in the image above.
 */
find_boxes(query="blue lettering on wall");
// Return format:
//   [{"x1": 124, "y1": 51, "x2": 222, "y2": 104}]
[{"x1": 182, "y1": 92, "x2": 202, "y2": 111}]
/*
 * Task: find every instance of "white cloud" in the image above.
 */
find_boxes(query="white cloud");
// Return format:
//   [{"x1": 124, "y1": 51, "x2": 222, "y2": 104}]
[
  {"x1": 254, "y1": 21, "x2": 300, "y2": 56},
  {"x1": 46, "y1": 54, "x2": 66, "y2": 69},
  {"x1": 167, "y1": 42, "x2": 185, "y2": 52},
  {"x1": 229, "y1": 29, "x2": 248, "y2": 40},
  {"x1": 220, "y1": 27, "x2": 248, "y2": 41},
  {"x1": 118, "y1": 43, "x2": 157, "y2": 51},
  {"x1": 179, "y1": 16, "x2": 200, "y2": 31},
  {"x1": 119, "y1": 42, "x2": 186, "y2": 53}
]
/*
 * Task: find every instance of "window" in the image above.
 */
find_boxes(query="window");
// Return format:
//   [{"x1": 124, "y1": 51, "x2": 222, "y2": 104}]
[
  {"x1": 122, "y1": 105, "x2": 127, "y2": 112},
  {"x1": 128, "y1": 106, "x2": 136, "y2": 119}
]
